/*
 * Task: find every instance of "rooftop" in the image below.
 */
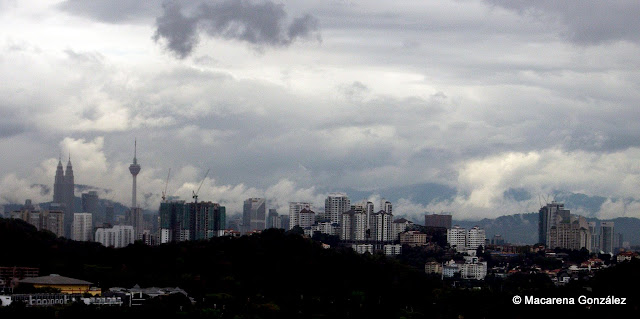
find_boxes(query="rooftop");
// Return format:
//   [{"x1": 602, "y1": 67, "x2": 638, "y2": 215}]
[{"x1": 20, "y1": 274, "x2": 92, "y2": 286}]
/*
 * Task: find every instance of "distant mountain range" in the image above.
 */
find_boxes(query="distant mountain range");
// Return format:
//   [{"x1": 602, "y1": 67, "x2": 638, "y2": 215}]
[{"x1": 453, "y1": 213, "x2": 640, "y2": 246}]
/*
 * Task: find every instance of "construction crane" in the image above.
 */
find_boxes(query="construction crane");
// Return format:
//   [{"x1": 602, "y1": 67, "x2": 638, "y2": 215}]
[
  {"x1": 161, "y1": 168, "x2": 171, "y2": 201},
  {"x1": 192, "y1": 169, "x2": 210, "y2": 205}
]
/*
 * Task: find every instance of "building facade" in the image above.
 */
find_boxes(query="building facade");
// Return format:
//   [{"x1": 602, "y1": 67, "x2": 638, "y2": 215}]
[
  {"x1": 424, "y1": 214, "x2": 452, "y2": 229},
  {"x1": 288, "y1": 202, "x2": 311, "y2": 230},
  {"x1": 72, "y1": 213, "x2": 93, "y2": 242},
  {"x1": 325, "y1": 193, "x2": 350, "y2": 224},
  {"x1": 243, "y1": 198, "x2": 266, "y2": 234}
]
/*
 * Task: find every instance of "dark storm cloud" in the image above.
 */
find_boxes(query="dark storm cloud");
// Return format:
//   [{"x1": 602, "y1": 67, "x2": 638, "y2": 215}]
[
  {"x1": 153, "y1": 0, "x2": 321, "y2": 58},
  {"x1": 485, "y1": 0, "x2": 640, "y2": 44},
  {"x1": 57, "y1": 0, "x2": 162, "y2": 23}
]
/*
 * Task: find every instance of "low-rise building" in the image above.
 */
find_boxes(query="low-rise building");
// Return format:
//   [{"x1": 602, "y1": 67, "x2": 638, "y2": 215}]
[
  {"x1": 19, "y1": 274, "x2": 96, "y2": 295},
  {"x1": 383, "y1": 244, "x2": 402, "y2": 256},
  {"x1": 353, "y1": 244, "x2": 374, "y2": 254},
  {"x1": 424, "y1": 261, "x2": 442, "y2": 275},
  {"x1": 399, "y1": 231, "x2": 427, "y2": 247}
]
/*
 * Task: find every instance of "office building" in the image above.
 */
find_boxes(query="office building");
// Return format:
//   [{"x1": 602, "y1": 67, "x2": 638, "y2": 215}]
[
  {"x1": 600, "y1": 222, "x2": 615, "y2": 254},
  {"x1": 325, "y1": 193, "x2": 350, "y2": 224},
  {"x1": 72, "y1": 213, "x2": 93, "y2": 242},
  {"x1": 267, "y1": 209, "x2": 281, "y2": 229},
  {"x1": 243, "y1": 198, "x2": 266, "y2": 233},
  {"x1": 424, "y1": 214, "x2": 452, "y2": 229},
  {"x1": 81, "y1": 191, "x2": 99, "y2": 218},
  {"x1": 538, "y1": 201, "x2": 570, "y2": 246},
  {"x1": 105, "y1": 204, "x2": 114, "y2": 226}
]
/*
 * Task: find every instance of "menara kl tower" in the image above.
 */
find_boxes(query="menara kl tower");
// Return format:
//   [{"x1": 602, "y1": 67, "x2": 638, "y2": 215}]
[{"x1": 129, "y1": 140, "x2": 141, "y2": 208}]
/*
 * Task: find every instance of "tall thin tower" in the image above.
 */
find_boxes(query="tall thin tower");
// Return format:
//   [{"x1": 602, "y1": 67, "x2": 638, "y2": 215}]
[{"x1": 129, "y1": 140, "x2": 141, "y2": 208}]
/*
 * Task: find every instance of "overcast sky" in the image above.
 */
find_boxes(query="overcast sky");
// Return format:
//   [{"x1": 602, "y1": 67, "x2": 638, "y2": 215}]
[{"x1": 2, "y1": 0, "x2": 640, "y2": 220}]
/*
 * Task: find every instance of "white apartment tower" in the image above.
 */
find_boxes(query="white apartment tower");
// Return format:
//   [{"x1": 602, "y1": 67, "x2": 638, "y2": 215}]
[
  {"x1": 288, "y1": 202, "x2": 312, "y2": 230},
  {"x1": 467, "y1": 226, "x2": 486, "y2": 250},
  {"x1": 447, "y1": 225, "x2": 467, "y2": 252},
  {"x1": 325, "y1": 193, "x2": 350, "y2": 224},
  {"x1": 370, "y1": 210, "x2": 394, "y2": 242},
  {"x1": 341, "y1": 209, "x2": 367, "y2": 241}
]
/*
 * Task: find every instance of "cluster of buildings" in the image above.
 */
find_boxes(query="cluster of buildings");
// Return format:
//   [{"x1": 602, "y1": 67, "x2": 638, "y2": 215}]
[{"x1": 538, "y1": 202, "x2": 623, "y2": 254}]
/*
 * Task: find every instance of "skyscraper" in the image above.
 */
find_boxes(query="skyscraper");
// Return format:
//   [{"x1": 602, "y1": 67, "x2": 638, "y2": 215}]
[
  {"x1": 243, "y1": 198, "x2": 266, "y2": 233},
  {"x1": 81, "y1": 191, "x2": 99, "y2": 225},
  {"x1": 53, "y1": 156, "x2": 75, "y2": 238},
  {"x1": 325, "y1": 193, "x2": 350, "y2": 224},
  {"x1": 600, "y1": 221, "x2": 615, "y2": 254},
  {"x1": 267, "y1": 208, "x2": 281, "y2": 229},
  {"x1": 129, "y1": 140, "x2": 141, "y2": 208},
  {"x1": 538, "y1": 201, "x2": 570, "y2": 246},
  {"x1": 126, "y1": 207, "x2": 144, "y2": 241}
]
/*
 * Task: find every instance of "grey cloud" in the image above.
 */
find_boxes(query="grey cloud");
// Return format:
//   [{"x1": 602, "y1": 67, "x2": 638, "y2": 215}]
[
  {"x1": 484, "y1": 0, "x2": 640, "y2": 44},
  {"x1": 153, "y1": 0, "x2": 321, "y2": 58},
  {"x1": 57, "y1": 0, "x2": 162, "y2": 23}
]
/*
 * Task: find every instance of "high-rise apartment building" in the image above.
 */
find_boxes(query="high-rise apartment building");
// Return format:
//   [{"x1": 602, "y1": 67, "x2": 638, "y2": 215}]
[
  {"x1": 380, "y1": 199, "x2": 392, "y2": 215},
  {"x1": 370, "y1": 210, "x2": 394, "y2": 242},
  {"x1": 325, "y1": 193, "x2": 350, "y2": 224},
  {"x1": 288, "y1": 202, "x2": 311, "y2": 230},
  {"x1": 159, "y1": 200, "x2": 225, "y2": 243},
  {"x1": 72, "y1": 213, "x2": 93, "y2": 242},
  {"x1": 447, "y1": 225, "x2": 467, "y2": 252},
  {"x1": 243, "y1": 198, "x2": 266, "y2": 233},
  {"x1": 340, "y1": 209, "x2": 367, "y2": 241},
  {"x1": 187, "y1": 201, "x2": 226, "y2": 240},
  {"x1": 425, "y1": 214, "x2": 452, "y2": 229},
  {"x1": 159, "y1": 200, "x2": 188, "y2": 243},
  {"x1": 467, "y1": 226, "x2": 486, "y2": 250},
  {"x1": 95, "y1": 225, "x2": 135, "y2": 248},
  {"x1": 298, "y1": 208, "x2": 316, "y2": 229}
]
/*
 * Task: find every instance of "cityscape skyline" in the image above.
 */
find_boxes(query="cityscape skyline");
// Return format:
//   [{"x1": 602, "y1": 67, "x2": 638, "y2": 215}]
[{"x1": 2, "y1": 1, "x2": 640, "y2": 222}]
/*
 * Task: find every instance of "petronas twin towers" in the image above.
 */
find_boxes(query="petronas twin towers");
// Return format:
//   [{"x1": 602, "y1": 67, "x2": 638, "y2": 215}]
[
  {"x1": 53, "y1": 156, "x2": 75, "y2": 237},
  {"x1": 52, "y1": 141, "x2": 140, "y2": 239}
]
